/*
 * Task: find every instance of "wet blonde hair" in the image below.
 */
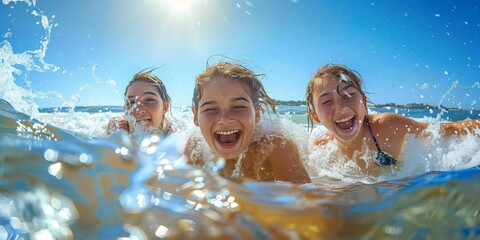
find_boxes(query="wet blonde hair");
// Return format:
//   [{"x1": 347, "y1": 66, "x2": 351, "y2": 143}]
[
  {"x1": 305, "y1": 64, "x2": 366, "y2": 132},
  {"x1": 192, "y1": 61, "x2": 276, "y2": 113}
]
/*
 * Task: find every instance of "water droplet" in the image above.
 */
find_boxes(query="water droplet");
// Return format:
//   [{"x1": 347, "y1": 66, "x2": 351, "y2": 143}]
[{"x1": 44, "y1": 149, "x2": 58, "y2": 162}]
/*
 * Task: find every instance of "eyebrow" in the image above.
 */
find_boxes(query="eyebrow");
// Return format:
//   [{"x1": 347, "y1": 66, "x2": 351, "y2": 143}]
[
  {"x1": 126, "y1": 91, "x2": 159, "y2": 99},
  {"x1": 233, "y1": 97, "x2": 251, "y2": 103},
  {"x1": 199, "y1": 96, "x2": 251, "y2": 108},
  {"x1": 200, "y1": 100, "x2": 216, "y2": 108},
  {"x1": 319, "y1": 92, "x2": 332, "y2": 98}
]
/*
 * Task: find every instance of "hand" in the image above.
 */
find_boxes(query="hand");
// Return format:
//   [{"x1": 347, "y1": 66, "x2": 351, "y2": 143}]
[{"x1": 106, "y1": 116, "x2": 130, "y2": 134}]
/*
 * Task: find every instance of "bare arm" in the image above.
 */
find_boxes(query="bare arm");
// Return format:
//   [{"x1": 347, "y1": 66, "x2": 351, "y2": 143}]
[
  {"x1": 313, "y1": 132, "x2": 334, "y2": 146},
  {"x1": 386, "y1": 114, "x2": 480, "y2": 137},
  {"x1": 440, "y1": 119, "x2": 480, "y2": 137},
  {"x1": 267, "y1": 137, "x2": 311, "y2": 184},
  {"x1": 376, "y1": 113, "x2": 429, "y2": 136},
  {"x1": 376, "y1": 113, "x2": 479, "y2": 146}
]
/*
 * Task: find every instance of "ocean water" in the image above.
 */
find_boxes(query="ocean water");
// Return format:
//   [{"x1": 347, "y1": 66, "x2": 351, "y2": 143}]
[
  {"x1": 1, "y1": 0, "x2": 480, "y2": 239},
  {"x1": 1, "y1": 101, "x2": 480, "y2": 239}
]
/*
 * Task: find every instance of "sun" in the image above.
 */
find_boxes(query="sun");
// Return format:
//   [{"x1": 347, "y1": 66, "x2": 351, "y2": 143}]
[{"x1": 168, "y1": 0, "x2": 195, "y2": 14}]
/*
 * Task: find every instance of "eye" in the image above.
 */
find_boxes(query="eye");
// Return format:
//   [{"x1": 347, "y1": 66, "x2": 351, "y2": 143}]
[
  {"x1": 144, "y1": 99, "x2": 157, "y2": 104},
  {"x1": 202, "y1": 107, "x2": 218, "y2": 113},
  {"x1": 233, "y1": 105, "x2": 247, "y2": 110},
  {"x1": 322, "y1": 100, "x2": 332, "y2": 105}
]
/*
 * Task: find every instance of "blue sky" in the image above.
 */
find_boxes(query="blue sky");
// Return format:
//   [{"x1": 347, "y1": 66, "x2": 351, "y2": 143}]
[{"x1": 1, "y1": 0, "x2": 479, "y2": 109}]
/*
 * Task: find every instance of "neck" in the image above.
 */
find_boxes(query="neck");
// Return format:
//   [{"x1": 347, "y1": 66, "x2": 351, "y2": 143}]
[{"x1": 336, "y1": 116, "x2": 370, "y2": 159}]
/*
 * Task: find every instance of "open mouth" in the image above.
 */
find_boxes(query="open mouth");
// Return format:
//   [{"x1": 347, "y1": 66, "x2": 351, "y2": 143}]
[
  {"x1": 136, "y1": 119, "x2": 150, "y2": 126},
  {"x1": 334, "y1": 115, "x2": 356, "y2": 131},
  {"x1": 214, "y1": 130, "x2": 242, "y2": 146}
]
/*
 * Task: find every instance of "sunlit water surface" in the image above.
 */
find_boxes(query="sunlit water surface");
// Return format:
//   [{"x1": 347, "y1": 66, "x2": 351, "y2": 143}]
[
  {"x1": 1, "y1": 0, "x2": 480, "y2": 239},
  {"x1": 1, "y1": 99, "x2": 480, "y2": 239}
]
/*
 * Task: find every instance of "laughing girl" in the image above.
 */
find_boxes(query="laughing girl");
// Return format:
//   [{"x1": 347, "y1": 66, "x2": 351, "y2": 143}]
[
  {"x1": 184, "y1": 61, "x2": 311, "y2": 184},
  {"x1": 306, "y1": 64, "x2": 480, "y2": 176},
  {"x1": 106, "y1": 69, "x2": 174, "y2": 135}
]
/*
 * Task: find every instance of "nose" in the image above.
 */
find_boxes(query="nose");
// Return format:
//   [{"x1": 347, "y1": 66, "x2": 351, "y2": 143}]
[
  {"x1": 333, "y1": 95, "x2": 350, "y2": 111},
  {"x1": 132, "y1": 102, "x2": 147, "y2": 115},
  {"x1": 217, "y1": 110, "x2": 233, "y2": 124}
]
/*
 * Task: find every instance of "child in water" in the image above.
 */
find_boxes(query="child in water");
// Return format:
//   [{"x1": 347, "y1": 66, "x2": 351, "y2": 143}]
[
  {"x1": 106, "y1": 69, "x2": 174, "y2": 135},
  {"x1": 184, "y1": 61, "x2": 311, "y2": 184},
  {"x1": 306, "y1": 64, "x2": 480, "y2": 175}
]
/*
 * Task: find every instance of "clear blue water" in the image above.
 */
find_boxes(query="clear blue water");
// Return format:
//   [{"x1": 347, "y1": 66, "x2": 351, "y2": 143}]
[
  {"x1": 1, "y1": 0, "x2": 479, "y2": 238},
  {"x1": 1, "y1": 100, "x2": 479, "y2": 239}
]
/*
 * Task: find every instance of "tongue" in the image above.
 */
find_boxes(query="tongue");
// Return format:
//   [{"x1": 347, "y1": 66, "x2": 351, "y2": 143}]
[
  {"x1": 218, "y1": 133, "x2": 239, "y2": 145},
  {"x1": 336, "y1": 118, "x2": 354, "y2": 130}
]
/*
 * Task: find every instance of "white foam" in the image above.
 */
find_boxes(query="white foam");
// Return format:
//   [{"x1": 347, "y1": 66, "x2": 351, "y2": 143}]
[{"x1": 305, "y1": 118, "x2": 480, "y2": 183}]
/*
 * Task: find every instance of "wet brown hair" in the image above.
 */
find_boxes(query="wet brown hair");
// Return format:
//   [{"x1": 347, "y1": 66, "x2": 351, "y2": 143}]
[
  {"x1": 192, "y1": 61, "x2": 276, "y2": 114},
  {"x1": 305, "y1": 64, "x2": 366, "y2": 132}
]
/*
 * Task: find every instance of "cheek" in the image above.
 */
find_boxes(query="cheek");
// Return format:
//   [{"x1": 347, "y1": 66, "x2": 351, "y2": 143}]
[
  {"x1": 241, "y1": 108, "x2": 257, "y2": 119},
  {"x1": 148, "y1": 103, "x2": 163, "y2": 113},
  {"x1": 315, "y1": 105, "x2": 331, "y2": 117},
  {"x1": 353, "y1": 98, "x2": 367, "y2": 111},
  {"x1": 238, "y1": 112, "x2": 254, "y2": 122},
  {"x1": 196, "y1": 114, "x2": 213, "y2": 127},
  {"x1": 318, "y1": 113, "x2": 332, "y2": 123}
]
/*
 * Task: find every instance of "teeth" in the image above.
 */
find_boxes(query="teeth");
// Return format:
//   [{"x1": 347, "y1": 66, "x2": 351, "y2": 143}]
[
  {"x1": 217, "y1": 130, "x2": 239, "y2": 135},
  {"x1": 335, "y1": 116, "x2": 353, "y2": 123}
]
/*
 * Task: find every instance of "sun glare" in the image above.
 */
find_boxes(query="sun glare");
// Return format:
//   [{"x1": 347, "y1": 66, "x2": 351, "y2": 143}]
[{"x1": 168, "y1": 0, "x2": 195, "y2": 14}]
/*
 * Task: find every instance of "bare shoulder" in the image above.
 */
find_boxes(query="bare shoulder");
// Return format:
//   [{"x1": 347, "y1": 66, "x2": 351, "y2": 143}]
[
  {"x1": 372, "y1": 113, "x2": 428, "y2": 135},
  {"x1": 373, "y1": 112, "x2": 410, "y2": 124},
  {"x1": 265, "y1": 136, "x2": 311, "y2": 184},
  {"x1": 251, "y1": 135, "x2": 297, "y2": 153},
  {"x1": 313, "y1": 132, "x2": 334, "y2": 146},
  {"x1": 267, "y1": 137, "x2": 299, "y2": 163},
  {"x1": 270, "y1": 135, "x2": 298, "y2": 149}
]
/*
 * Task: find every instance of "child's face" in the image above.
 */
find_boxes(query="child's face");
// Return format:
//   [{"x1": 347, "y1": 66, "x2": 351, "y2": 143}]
[
  {"x1": 193, "y1": 77, "x2": 260, "y2": 160},
  {"x1": 125, "y1": 81, "x2": 168, "y2": 129},
  {"x1": 311, "y1": 77, "x2": 367, "y2": 143}
]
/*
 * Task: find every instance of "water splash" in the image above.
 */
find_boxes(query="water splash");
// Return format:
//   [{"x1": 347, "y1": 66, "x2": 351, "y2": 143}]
[
  {"x1": 436, "y1": 81, "x2": 480, "y2": 120},
  {"x1": 0, "y1": 0, "x2": 59, "y2": 116}
]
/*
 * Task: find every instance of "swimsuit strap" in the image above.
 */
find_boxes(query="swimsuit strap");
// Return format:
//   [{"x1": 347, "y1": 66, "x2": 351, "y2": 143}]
[{"x1": 365, "y1": 116, "x2": 382, "y2": 152}]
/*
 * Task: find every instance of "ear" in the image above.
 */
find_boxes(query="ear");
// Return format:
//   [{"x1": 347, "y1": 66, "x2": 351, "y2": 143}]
[
  {"x1": 362, "y1": 95, "x2": 368, "y2": 110},
  {"x1": 192, "y1": 107, "x2": 199, "y2": 126},
  {"x1": 255, "y1": 105, "x2": 261, "y2": 123},
  {"x1": 163, "y1": 102, "x2": 169, "y2": 113},
  {"x1": 311, "y1": 111, "x2": 321, "y2": 123}
]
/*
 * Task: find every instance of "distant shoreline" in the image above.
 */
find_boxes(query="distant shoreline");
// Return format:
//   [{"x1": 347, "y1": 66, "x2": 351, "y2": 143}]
[
  {"x1": 274, "y1": 100, "x2": 476, "y2": 111},
  {"x1": 36, "y1": 101, "x2": 479, "y2": 112}
]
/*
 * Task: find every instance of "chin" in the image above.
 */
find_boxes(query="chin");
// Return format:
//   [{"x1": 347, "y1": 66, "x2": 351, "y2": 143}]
[
  {"x1": 216, "y1": 150, "x2": 241, "y2": 160},
  {"x1": 334, "y1": 131, "x2": 358, "y2": 143}
]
